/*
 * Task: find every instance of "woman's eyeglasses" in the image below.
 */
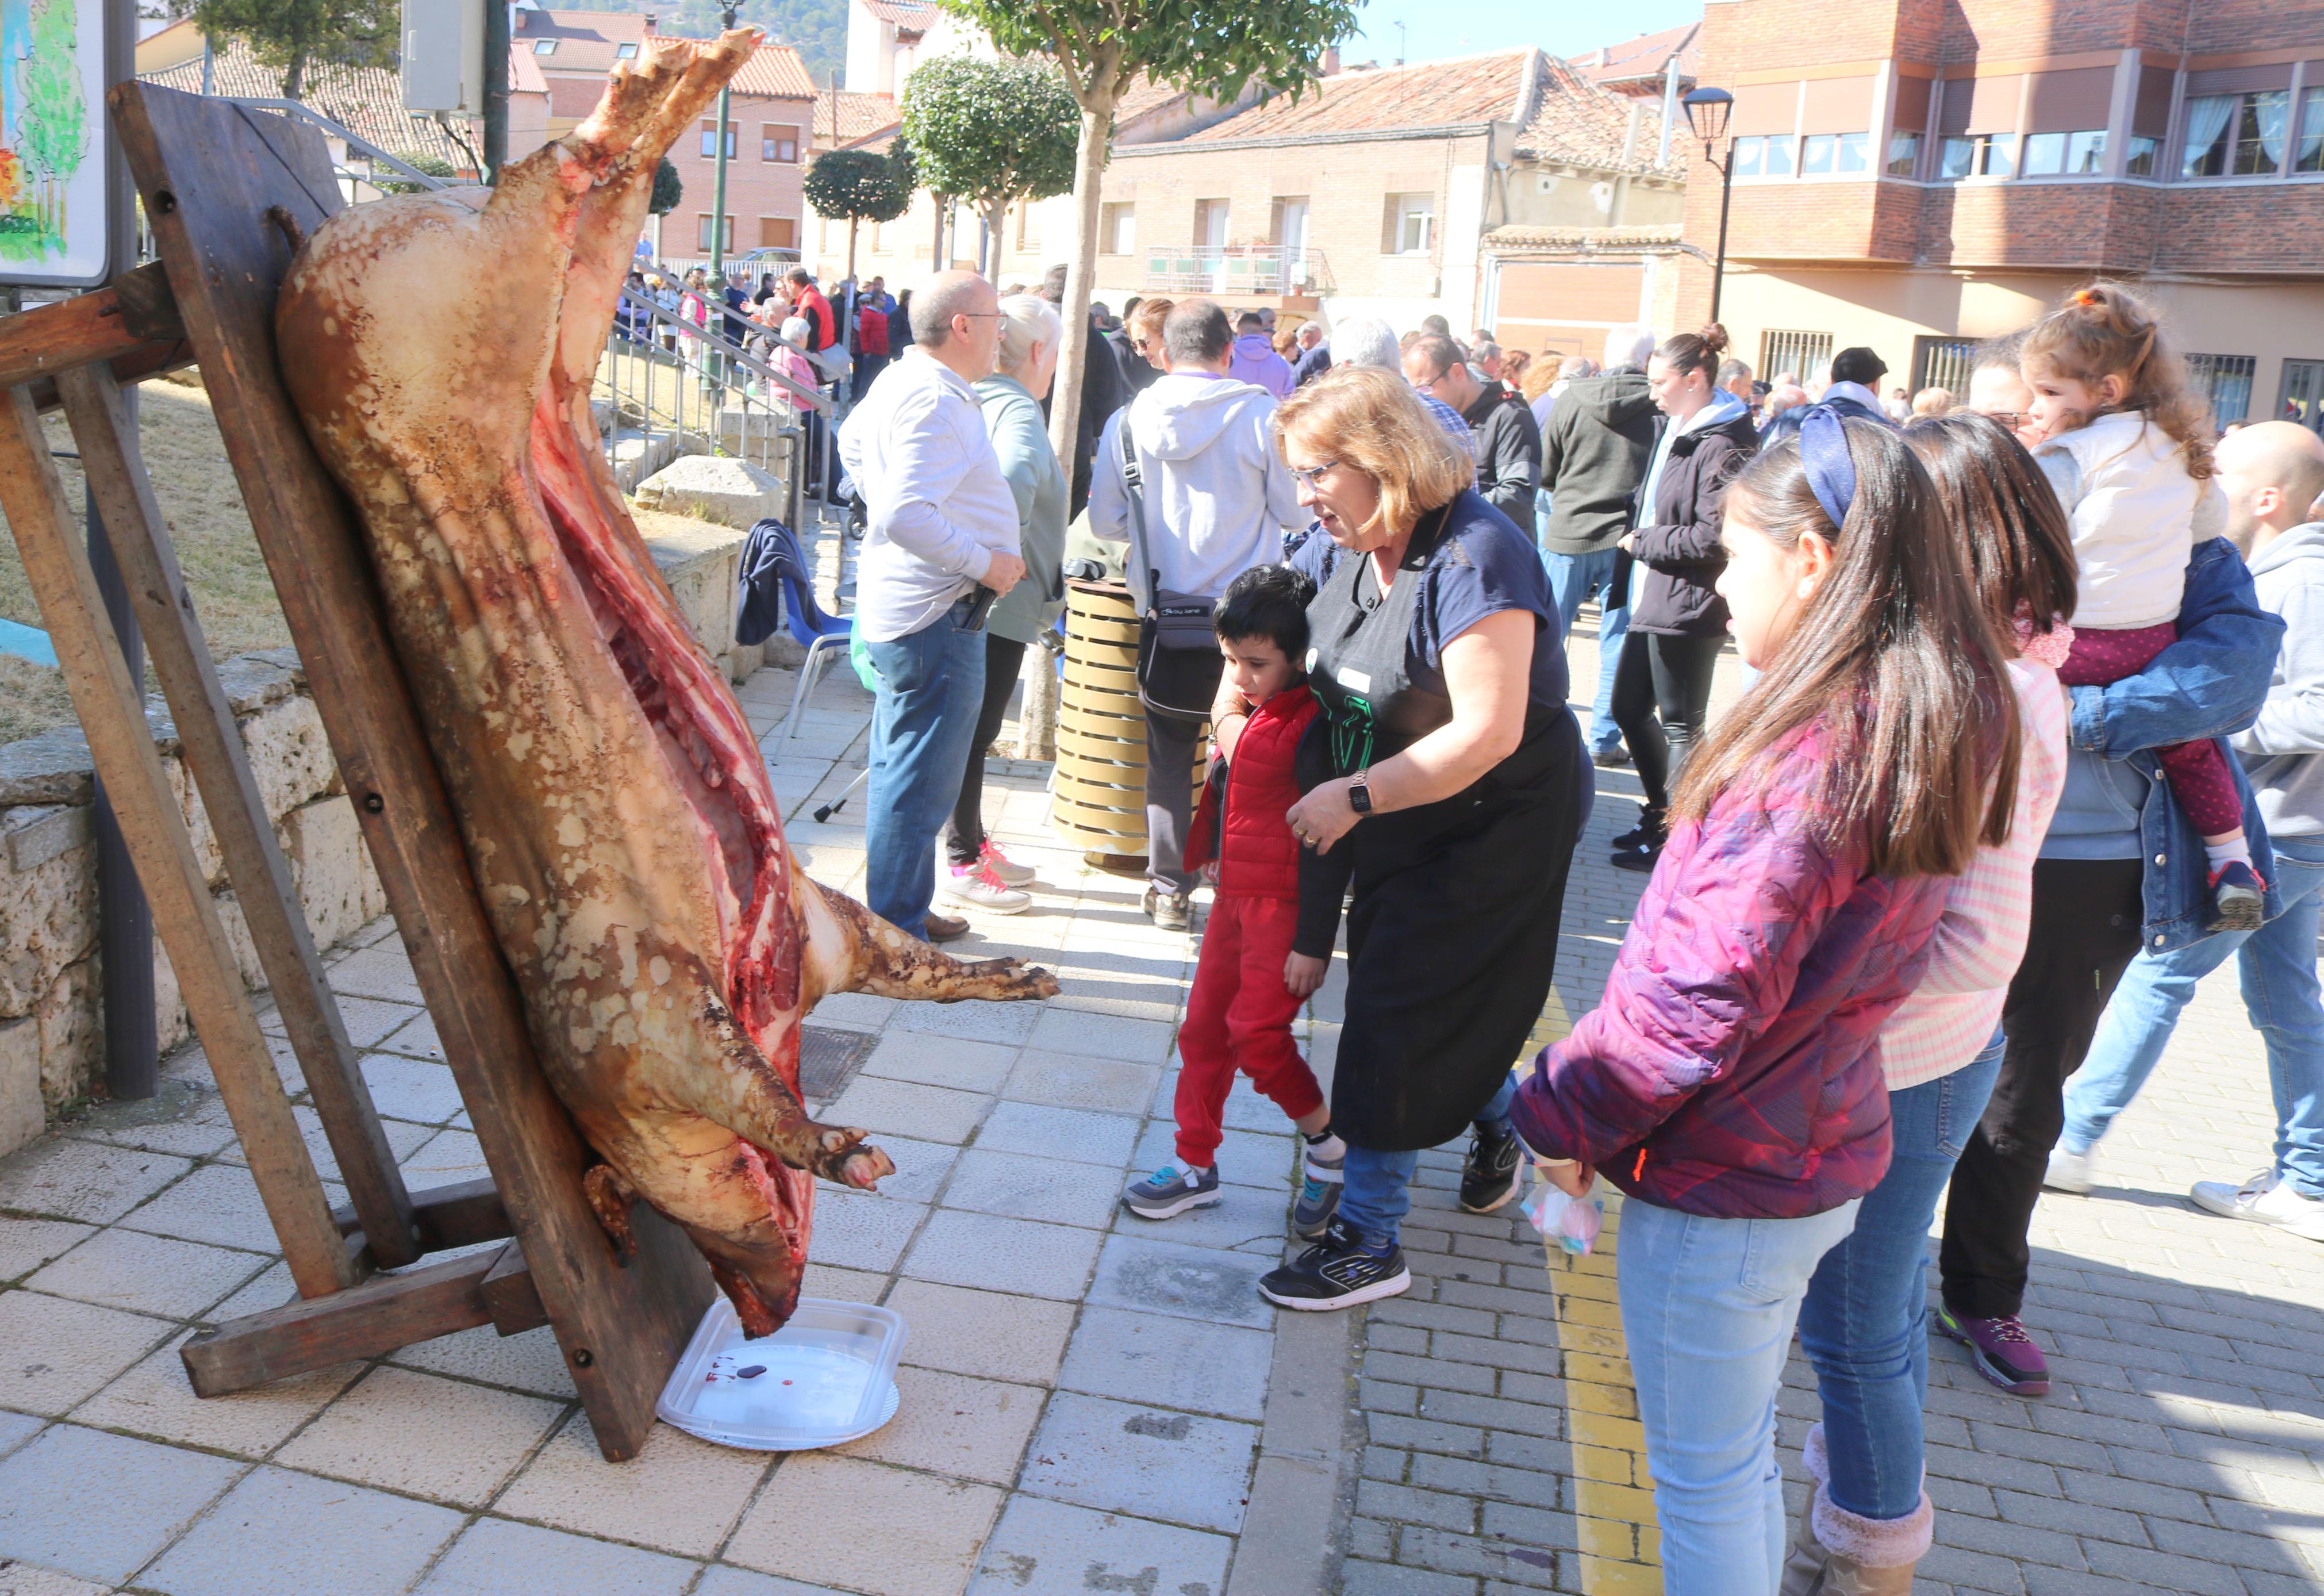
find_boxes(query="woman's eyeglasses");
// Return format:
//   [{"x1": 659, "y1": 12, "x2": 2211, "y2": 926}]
[{"x1": 1289, "y1": 461, "x2": 1341, "y2": 490}]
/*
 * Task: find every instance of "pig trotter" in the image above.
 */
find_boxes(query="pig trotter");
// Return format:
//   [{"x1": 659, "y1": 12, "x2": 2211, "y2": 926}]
[{"x1": 582, "y1": 1164, "x2": 637, "y2": 1262}]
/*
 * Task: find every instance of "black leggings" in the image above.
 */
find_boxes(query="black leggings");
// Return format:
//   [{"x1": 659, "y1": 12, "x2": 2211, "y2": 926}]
[
  {"x1": 1940, "y1": 857, "x2": 2145, "y2": 1319},
  {"x1": 948, "y1": 635, "x2": 1027, "y2": 865},
  {"x1": 1609, "y1": 630, "x2": 1723, "y2": 818}
]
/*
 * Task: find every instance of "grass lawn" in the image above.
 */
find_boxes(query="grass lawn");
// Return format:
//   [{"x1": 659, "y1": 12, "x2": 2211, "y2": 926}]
[{"x1": 0, "y1": 373, "x2": 290, "y2": 746}]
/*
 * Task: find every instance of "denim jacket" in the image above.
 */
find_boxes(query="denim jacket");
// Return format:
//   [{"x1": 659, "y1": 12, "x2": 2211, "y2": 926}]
[{"x1": 2066, "y1": 536, "x2": 2286, "y2": 952}]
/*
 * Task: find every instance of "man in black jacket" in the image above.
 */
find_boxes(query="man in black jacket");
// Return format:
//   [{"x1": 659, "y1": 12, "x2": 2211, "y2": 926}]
[
  {"x1": 1401, "y1": 333, "x2": 1540, "y2": 525},
  {"x1": 1539, "y1": 326, "x2": 1660, "y2": 765},
  {"x1": 1040, "y1": 264, "x2": 1123, "y2": 519}
]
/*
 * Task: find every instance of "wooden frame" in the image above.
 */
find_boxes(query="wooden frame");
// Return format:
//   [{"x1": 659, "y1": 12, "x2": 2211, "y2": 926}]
[{"x1": 0, "y1": 84, "x2": 710, "y2": 1461}]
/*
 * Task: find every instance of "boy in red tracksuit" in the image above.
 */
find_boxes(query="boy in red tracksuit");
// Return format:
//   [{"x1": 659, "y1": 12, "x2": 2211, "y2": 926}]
[{"x1": 1123, "y1": 565, "x2": 1348, "y2": 1235}]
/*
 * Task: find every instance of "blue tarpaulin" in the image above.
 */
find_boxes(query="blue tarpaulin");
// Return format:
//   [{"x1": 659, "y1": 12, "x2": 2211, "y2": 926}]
[{"x1": 0, "y1": 618, "x2": 56, "y2": 667}]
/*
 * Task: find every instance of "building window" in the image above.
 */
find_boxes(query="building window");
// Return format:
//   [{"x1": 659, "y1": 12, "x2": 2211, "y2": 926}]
[
  {"x1": 2125, "y1": 136, "x2": 2162, "y2": 177},
  {"x1": 1384, "y1": 193, "x2": 1433, "y2": 255},
  {"x1": 2180, "y1": 92, "x2": 2290, "y2": 179},
  {"x1": 532, "y1": 37, "x2": 556, "y2": 54},
  {"x1": 2296, "y1": 88, "x2": 2324, "y2": 174},
  {"x1": 2281, "y1": 359, "x2": 2324, "y2": 435},
  {"x1": 1938, "y1": 132, "x2": 2015, "y2": 179},
  {"x1": 616, "y1": 43, "x2": 637, "y2": 60},
  {"x1": 1101, "y1": 202, "x2": 1134, "y2": 256},
  {"x1": 2187, "y1": 353, "x2": 2257, "y2": 424},
  {"x1": 696, "y1": 213, "x2": 733, "y2": 252},
  {"x1": 700, "y1": 120, "x2": 737, "y2": 160},
  {"x1": 1193, "y1": 198, "x2": 1228, "y2": 250},
  {"x1": 2021, "y1": 130, "x2": 2105, "y2": 176},
  {"x1": 762, "y1": 124, "x2": 799, "y2": 162},
  {"x1": 759, "y1": 216, "x2": 796, "y2": 250},
  {"x1": 1731, "y1": 134, "x2": 1793, "y2": 178},
  {"x1": 1270, "y1": 195, "x2": 1309, "y2": 253},
  {"x1": 1886, "y1": 131, "x2": 1922, "y2": 177},
  {"x1": 1912, "y1": 336, "x2": 1977, "y2": 397},
  {"x1": 1761, "y1": 329, "x2": 1833, "y2": 385},
  {"x1": 1800, "y1": 133, "x2": 1870, "y2": 175}
]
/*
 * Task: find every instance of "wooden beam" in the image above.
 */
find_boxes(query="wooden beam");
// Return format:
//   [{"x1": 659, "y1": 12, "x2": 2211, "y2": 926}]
[
  {"x1": 114, "y1": 80, "x2": 712, "y2": 1460},
  {"x1": 0, "y1": 383, "x2": 354, "y2": 1299},
  {"x1": 333, "y1": 1176, "x2": 510, "y2": 1253},
  {"x1": 180, "y1": 1243, "x2": 522, "y2": 1396},
  {"x1": 481, "y1": 1241, "x2": 549, "y2": 1336},
  {"x1": 59, "y1": 362, "x2": 423, "y2": 1271}
]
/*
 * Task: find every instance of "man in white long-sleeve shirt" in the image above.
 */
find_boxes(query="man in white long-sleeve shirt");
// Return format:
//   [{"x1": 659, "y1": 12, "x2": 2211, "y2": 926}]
[
  {"x1": 1089, "y1": 298, "x2": 1307, "y2": 928},
  {"x1": 838, "y1": 271, "x2": 1026, "y2": 942}
]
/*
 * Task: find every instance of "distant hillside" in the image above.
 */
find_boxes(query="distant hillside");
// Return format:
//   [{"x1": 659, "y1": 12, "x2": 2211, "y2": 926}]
[{"x1": 548, "y1": 0, "x2": 848, "y2": 87}]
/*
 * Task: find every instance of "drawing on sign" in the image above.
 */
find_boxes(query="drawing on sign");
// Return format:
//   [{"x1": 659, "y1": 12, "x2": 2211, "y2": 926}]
[{"x1": 0, "y1": 0, "x2": 89, "y2": 264}]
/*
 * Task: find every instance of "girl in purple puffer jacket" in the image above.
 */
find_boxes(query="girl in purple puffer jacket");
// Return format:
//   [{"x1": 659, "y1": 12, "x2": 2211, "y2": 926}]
[{"x1": 1512, "y1": 411, "x2": 2023, "y2": 1596}]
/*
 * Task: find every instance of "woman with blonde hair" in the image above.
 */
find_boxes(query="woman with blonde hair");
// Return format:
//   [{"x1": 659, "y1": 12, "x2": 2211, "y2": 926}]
[{"x1": 1254, "y1": 366, "x2": 1587, "y2": 1309}]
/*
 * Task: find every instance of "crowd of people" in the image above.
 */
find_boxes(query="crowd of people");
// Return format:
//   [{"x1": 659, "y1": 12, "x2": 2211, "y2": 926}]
[{"x1": 824, "y1": 264, "x2": 2324, "y2": 1596}]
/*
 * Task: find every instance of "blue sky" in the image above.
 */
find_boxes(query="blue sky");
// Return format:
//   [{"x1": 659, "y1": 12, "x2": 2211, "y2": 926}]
[{"x1": 1345, "y1": 1, "x2": 1704, "y2": 66}]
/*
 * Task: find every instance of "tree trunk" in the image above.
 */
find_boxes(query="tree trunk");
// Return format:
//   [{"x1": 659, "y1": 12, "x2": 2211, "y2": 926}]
[
  {"x1": 284, "y1": 51, "x2": 307, "y2": 103},
  {"x1": 846, "y1": 216, "x2": 859, "y2": 285},
  {"x1": 984, "y1": 198, "x2": 1007, "y2": 286},
  {"x1": 1016, "y1": 642, "x2": 1058, "y2": 760},
  {"x1": 1046, "y1": 90, "x2": 1118, "y2": 477}
]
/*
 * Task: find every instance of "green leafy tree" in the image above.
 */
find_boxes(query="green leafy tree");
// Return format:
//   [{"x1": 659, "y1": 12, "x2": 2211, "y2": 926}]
[
  {"x1": 190, "y1": 0, "x2": 394, "y2": 101},
  {"x1": 650, "y1": 156, "x2": 683, "y2": 216},
  {"x1": 940, "y1": 0, "x2": 1357, "y2": 467},
  {"x1": 16, "y1": 0, "x2": 87, "y2": 236},
  {"x1": 802, "y1": 140, "x2": 916, "y2": 283},
  {"x1": 900, "y1": 55, "x2": 1077, "y2": 286}
]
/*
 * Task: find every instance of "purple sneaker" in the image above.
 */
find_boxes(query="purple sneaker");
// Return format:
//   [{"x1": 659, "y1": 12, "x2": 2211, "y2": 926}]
[{"x1": 1935, "y1": 1304, "x2": 2050, "y2": 1396}]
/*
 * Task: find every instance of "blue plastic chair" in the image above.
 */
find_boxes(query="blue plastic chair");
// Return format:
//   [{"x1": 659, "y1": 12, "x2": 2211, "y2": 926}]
[{"x1": 760, "y1": 522, "x2": 852, "y2": 744}]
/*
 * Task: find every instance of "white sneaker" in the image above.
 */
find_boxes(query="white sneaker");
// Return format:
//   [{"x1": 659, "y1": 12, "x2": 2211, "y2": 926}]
[
  {"x1": 942, "y1": 862, "x2": 1031, "y2": 914},
  {"x1": 2189, "y1": 1169, "x2": 2324, "y2": 1241},
  {"x1": 978, "y1": 839, "x2": 1035, "y2": 885},
  {"x1": 2043, "y1": 1144, "x2": 2096, "y2": 1195}
]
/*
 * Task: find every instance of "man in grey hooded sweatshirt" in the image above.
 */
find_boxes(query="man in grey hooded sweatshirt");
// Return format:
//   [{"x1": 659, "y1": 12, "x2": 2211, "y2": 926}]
[
  {"x1": 1089, "y1": 297, "x2": 1308, "y2": 929},
  {"x1": 2049, "y1": 421, "x2": 2324, "y2": 1245}
]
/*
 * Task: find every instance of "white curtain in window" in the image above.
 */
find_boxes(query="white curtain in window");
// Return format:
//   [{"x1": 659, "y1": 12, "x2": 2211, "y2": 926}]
[
  {"x1": 2180, "y1": 94, "x2": 2235, "y2": 174},
  {"x1": 2255, "y1": 90, "x2": 2291, "y2": 170}
]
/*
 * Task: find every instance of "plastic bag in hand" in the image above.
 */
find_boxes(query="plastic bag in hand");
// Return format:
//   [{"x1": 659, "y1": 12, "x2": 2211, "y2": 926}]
[{"x1": 1518, "y1": 1164, "x2": 1604, "y2": 1257}]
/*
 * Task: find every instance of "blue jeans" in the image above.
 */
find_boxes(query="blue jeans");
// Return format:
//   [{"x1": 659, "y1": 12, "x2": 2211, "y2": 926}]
[
  {"x1": 1541, "y1": 546, "x2": 1628, "y2": 755},
  {"x1": 1619, "y1": 1195, "x2": 1861, "y2": 1596},
  {"x1": 1338, "y1": 1075, "x2": 1518, "y2": 1249},
  {"x1": 2061, "y1": 832, "x2": 2324, "y2": 1198},
  {"x1": 1796, "y1": 1035, "x2": 2006, "y2": 1521},
  {"x1": 864, "y1": 598, "x2": 987, "y2": 939}
]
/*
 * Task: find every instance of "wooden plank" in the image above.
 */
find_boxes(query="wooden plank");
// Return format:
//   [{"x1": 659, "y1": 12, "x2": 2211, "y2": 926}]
[
  {"x1": 481, "y1": 1241, "x2": 550, "y2": 1336},
  {"x1": 180, "y1": 1247, "x2": 502, "y2": 1397},
  {"x1": 0, "y1": 385, "x2": 354, "y2": 1299},
  {"x1": 333, "y1": 1176, "x2": 510, "y2": 1253},
  {"x1": 0, "y1": 263, "x2": 185, "y2": 390},
  {"x1": 59, "y1": 362, "x2": 421, "y2": 1271},
  {"x1": 113, "y1": 81, "x2": 712, "y2": 1461}
]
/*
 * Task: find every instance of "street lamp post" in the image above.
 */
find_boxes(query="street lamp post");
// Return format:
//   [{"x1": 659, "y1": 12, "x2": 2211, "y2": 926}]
[
  {"x1": 710, "y1": 3, "x2": 739, "y2": 280},
  {"x1": 1682, "y1": 86, "x2": 1737, "y2": 325}
]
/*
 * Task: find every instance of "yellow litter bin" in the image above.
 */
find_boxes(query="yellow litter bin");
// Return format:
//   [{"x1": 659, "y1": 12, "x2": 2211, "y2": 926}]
[{"x1": 1052, "y1": 580, "x2": 1205, "y2": 869}]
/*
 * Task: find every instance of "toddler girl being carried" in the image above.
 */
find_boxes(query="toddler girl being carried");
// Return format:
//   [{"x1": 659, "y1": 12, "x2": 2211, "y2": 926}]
[{"x1": 2021, "y1": 282, "x2": 2260, "y2": 929}]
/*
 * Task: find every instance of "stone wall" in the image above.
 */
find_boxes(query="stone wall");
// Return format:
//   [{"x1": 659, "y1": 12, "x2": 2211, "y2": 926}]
[{"x1": 0, "y1": 650, "x2": 385, "y2": 1156}]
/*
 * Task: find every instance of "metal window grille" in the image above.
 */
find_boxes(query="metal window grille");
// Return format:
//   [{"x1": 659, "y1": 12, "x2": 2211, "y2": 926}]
[
  {"x1": 2187, "y1": 353, "x2": 2257, "y2": 424},
  {"x1": 1912, "y1": 336, "x2": 1977, "y2": 398},
  {"x1": 2279, "y1": 358, "x2": 2324, "y2": 436},
  {"x1": 1760, "y1": 330, "x2": 1833, "y2": 385}
]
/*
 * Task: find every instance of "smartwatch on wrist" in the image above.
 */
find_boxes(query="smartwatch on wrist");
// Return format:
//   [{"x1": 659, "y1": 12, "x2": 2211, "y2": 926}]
[{"x1": 1349, "y1": 769, "x2": 1373, "y2": 814}]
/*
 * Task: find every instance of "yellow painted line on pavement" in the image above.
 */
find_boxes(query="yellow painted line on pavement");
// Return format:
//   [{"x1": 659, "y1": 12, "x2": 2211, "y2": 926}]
[{"x1": 1520, "y1": 986, "x2": 1662, "y2": 1595}]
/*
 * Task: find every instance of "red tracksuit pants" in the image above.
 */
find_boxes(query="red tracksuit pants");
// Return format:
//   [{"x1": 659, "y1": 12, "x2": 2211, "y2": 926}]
[{"x1": 1174, "y1": 894, "x2": 1325, "y2": 1169}]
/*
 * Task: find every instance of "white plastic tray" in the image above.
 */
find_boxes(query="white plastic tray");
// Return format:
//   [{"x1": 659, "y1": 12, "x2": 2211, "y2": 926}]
[{"x1": 656, "y1": 1296, "x2": 908, "y2": 1451}]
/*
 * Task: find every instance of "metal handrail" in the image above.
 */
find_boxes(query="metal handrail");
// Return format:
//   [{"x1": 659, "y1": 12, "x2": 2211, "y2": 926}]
[
  {"x1": 614, "y1": 288, "x2": 829, "y2": 413},
  {"x1": 217, "y1": 97, "x2": 455, "y2": 190}
]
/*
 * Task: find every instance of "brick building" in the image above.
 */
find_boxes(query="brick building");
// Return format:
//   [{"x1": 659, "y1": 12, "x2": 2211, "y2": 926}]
[
  {"x1": 515, "y1": 9, "x2": 818, "y2": 267},
  {"x1": 1676, "y1": 0, "x2": 2324, "y2": 428}
]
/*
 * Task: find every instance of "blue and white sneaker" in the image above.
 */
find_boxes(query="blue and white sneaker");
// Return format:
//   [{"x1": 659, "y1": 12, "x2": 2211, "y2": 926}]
[
  {"x1": 1123, "y1": 1162, "x2": 1222, "y2": 1219},
  {"x1": 1293, "y1": 1137, "x2": 1345, "y2": 1239}
]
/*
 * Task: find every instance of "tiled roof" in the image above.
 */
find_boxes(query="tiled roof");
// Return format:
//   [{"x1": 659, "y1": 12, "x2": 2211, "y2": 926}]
[
  {"x1": 660, "y1": 38, "x2": 817, "y2": 99},
  {"x1": 1516, "y1": 54, "x2": 1684, "y2": 177},
  {"x1": 860, "y1": 0, "x2": 939, "y2": 29},
  {"x1": 812, "y1": 89, "x2": 901, "y2": 148},
  {"x1": 1180, "y1": 49, "x2": 1535, "y2": 143},
  {"x1": 1573, "y1": 23, "x2": 1701, "y2": 95},
  {"x1": 517, "y1": 9, "x2": 652, "y2": 76},
  {"x1": 508, "y1": 41, "x2": 549, "y2": 96},
  {"x1": 1114, "y1": 74, "x2": 1190, "y2": 126},
  {"x1": 138, "y1": 40, "x2": 473, "y2": 171}
]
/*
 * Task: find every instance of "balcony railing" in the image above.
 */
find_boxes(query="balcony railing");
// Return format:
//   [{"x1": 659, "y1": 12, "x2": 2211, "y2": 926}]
[{"x1": 1141, "y1": 245, "x2": 1334, "y2": 297}]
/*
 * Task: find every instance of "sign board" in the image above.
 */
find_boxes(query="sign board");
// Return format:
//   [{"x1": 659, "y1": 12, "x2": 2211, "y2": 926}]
[
  {"x1": 402, "y1": 0, "x2": 487, "y2": 118},
  {"x1": 0, "y1": 0, "x2": 126, "y2": 287}
]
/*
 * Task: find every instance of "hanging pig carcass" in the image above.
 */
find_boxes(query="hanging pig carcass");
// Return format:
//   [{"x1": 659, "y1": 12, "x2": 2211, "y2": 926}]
[{"x1": 275, "y1": 32, "x2": 1054, "y2": 1336}]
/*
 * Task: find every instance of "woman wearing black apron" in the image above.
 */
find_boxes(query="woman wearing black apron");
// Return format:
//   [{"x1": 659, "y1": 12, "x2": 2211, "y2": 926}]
[{"x1": 1253, "y1": 367, "x2": 1587, "y2": 1309}]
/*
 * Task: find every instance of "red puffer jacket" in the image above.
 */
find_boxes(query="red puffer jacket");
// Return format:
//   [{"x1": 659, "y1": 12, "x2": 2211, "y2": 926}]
[
  {"x1": 1186, "y1": 685, "x2": 1317, "y2": 903},
  {"x1": 1512, "y1": 722, "x2": 1949, "y2": 1219}
]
